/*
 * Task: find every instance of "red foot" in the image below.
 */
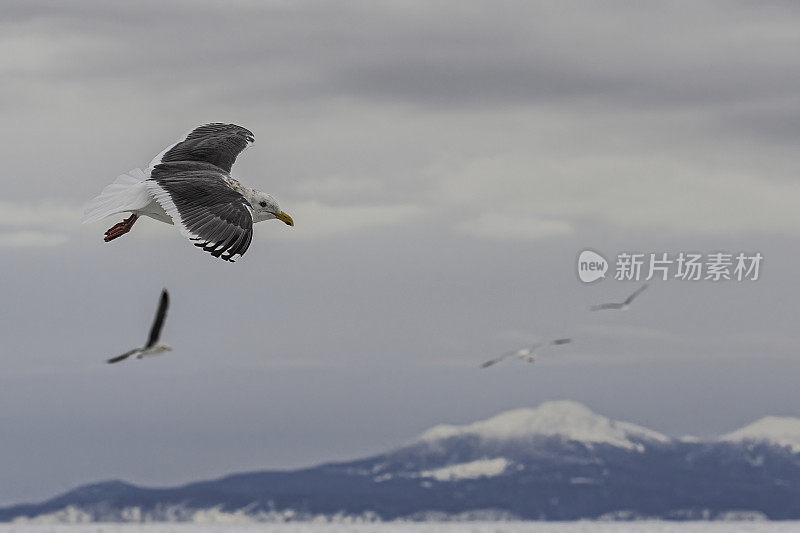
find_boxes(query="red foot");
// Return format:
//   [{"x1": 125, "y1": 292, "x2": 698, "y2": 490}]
[{"x1": 104, "y1": 214, "x2": 138, "y2": 242}]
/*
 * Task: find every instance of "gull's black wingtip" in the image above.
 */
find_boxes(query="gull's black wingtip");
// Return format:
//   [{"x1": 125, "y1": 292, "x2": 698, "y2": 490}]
[
  {"x1": 107, "y1": 350, "x2": 135, "y2": 364},
  {"x1": 159, "y1": 288, "x2": 170, "y2": 308}
]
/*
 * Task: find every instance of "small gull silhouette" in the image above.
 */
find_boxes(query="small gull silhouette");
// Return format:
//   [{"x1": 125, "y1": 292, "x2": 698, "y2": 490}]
[
  {"x1": 480, "y1": 338, "x2": 572, "y2": 368},
  {"x1": 107, "y1": 289, "x2": 172, "y2": 364},
  {"x1": 590, "y1": 283, "x2": 648, "y2": 312}
]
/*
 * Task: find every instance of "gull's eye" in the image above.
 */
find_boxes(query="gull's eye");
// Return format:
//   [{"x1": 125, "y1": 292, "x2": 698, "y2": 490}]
[{"x1": 259, "y1": 201, "x2": 267, "y2": 208}]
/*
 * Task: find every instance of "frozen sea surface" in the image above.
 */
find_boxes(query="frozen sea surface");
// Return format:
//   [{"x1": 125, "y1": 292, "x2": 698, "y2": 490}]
[{"x1": 1, "y1": 523, "x2": 798, "y2": 533}]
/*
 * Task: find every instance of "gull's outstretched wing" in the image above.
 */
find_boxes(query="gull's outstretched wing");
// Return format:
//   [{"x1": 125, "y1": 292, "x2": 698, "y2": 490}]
[
  {"x1": 107, "y1": 348, "x2": 141, "y2": 364},
  {"x1": 481, "y1": 348, "x2": 523, "y2": 368},
  {"x1": 147, "y1": 163, "x2": 254, "y2": 262},
  {"x1": 550, "y1": 338, "x2": 572, "y2": 346},
  {"x1": 481, "y1": 352, "x2": 514, "y2": 368},
  {"x1": 150, "y1": 123, "x2": 254, "y2": 173},
  {"x1": 590, "y1": 303, "x2": 623, "y2": 311},
  {"x1": 624, "y1": 283, "x2": 649, "y2": 305},
  {"x1": 145, "y1": 289, "x2": 170, "y2": 348}
]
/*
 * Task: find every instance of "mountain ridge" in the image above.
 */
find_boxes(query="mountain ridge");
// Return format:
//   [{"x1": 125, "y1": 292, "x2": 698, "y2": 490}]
[{"x1": 5, "y1": 400, "x2": 800, "y2": 523}]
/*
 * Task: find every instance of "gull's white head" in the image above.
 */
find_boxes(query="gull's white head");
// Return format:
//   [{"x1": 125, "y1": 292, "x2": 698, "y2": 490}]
[{"x1": 250, "y1": 191, "x2": 294, "y2": 226}]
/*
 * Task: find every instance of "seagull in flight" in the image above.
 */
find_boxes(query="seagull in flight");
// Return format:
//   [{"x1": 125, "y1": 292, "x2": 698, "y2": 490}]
[
  {"x1": 82, "y1": 123, "x2": 294, "y2": 262},
  {"x1": 107, "y1": 289, "x2": 172, "y2": 364},
  {"x1": 590, "y1": 283, "x2": 648, "y2": 311},
  {"x1": 480, "y1": 338, "x2": 572, "y2": 368}
]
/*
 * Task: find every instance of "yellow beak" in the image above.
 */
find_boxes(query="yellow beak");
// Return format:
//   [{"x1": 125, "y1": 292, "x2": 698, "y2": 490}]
[{"x1": 276, "y1": 211, "x2": 294, "y2": 226}]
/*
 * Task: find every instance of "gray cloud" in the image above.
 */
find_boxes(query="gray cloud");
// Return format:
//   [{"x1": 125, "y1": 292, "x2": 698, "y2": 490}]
[{"x1": 6, "y1": 1, "x2": 800, "y2": 112}]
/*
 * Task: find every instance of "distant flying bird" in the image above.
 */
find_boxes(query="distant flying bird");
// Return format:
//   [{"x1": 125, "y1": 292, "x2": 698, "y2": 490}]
[
  {"x1": 107, "y1": 289, "x2": 172, "y2": 364},
  {"x1": 480, "y1": 338, "x2": 572, "y2": 368},
  {"x1": 82, "y1": 123, "x2": 294, "y2": 262},
  {"x1": 590, "y1": 283, "x2": 648, "y2": 311}
]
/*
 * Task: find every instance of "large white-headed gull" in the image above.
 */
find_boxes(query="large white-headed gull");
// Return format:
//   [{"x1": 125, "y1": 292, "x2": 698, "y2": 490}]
[
  {"x1": 83, "y1": 123, "x2": 294, "y2": 262},
  {"x1": 480, "y1": 338, "x2": 572, "y2": 368},
  {"x1": 107, "y1": 289, "x2": 171, "y2": 364},
  {"x1": 590, "y1": 283, "x2": 648, "y2": 311}
]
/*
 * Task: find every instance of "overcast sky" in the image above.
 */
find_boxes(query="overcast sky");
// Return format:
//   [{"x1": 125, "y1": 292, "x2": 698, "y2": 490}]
[{"x1": 2, "y1": 1, "x2": 800, "y2": 506}]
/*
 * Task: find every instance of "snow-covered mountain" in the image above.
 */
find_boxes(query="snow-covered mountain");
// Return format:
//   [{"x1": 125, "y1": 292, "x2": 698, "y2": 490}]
[
  {"x1": 418, "y1": 400, "x2": 670, "y2": 451},
  {"x1": 4, "y1": 401, "x2": 800, "y2": 523},
  {"x1": 719, "y1": 415, "x2": 800, "y2": 453}
]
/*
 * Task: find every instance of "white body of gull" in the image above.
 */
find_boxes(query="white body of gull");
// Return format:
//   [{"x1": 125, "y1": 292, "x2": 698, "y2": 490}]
[
  {"x1": 481, "y1": 338, "x2": 572, "y2": 368},
  {"x1": 82, "y1": 123, "x2": 294, "y2": 262},
  {"x1": 107, "y1": 289, "x2": 171, "y2": 364},
  {"x1": 590, "y1": 283, "x2": 648, "y2": 311}
]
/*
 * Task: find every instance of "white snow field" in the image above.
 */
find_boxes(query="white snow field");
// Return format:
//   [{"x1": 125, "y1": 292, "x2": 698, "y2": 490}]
[{"x1": 1, "y1": 523, "x2": 799, "y2": 533}]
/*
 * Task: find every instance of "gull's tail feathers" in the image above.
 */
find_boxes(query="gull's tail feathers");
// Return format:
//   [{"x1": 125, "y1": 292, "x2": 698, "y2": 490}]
[{"x1": 82, "y1": 168, "x2": 151, "y2": 224}]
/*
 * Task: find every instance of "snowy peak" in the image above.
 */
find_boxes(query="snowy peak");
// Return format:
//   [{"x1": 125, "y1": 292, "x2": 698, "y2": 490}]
[
  {"x1": 719, "y1": 415, "x2": 800, "y2": 453},
  {"x1": 418, "y1": 400, "x2": 670, "y2": 451}
]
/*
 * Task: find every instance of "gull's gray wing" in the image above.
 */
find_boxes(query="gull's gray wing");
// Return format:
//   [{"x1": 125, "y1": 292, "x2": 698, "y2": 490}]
[
  {"x1": 152, "y1": 123, "x2": 254, "y2": 173},
  {"x1": 624, "y1": 283, "x2": 649, "y2": 305},
  {"x1": 590, "y1": 303, "x2": 623, "y2": 311},
  {"x1": 481, "y1": 349, "x2": 520, "y2": 368},
  {"x1": 147, "y1": 163, "x2": 254, "y2": 262},
  {"x1": 107, "y1": 348, "x2": 141, "y2": 364},
  {"x1": 481, "y1": 352, "x2": 512, "y2": 368},
  {"x1": 145, "y1": 289, "x2": 170, "y2": 348},
  {"x1": 550, "y1": 338, "x2": 572, "y2": 346}
]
